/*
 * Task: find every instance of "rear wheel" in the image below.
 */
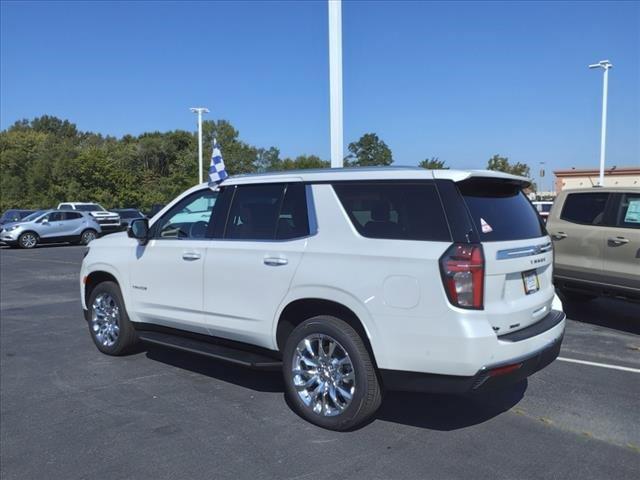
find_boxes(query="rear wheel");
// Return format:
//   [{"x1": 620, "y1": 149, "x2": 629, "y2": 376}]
[
  {"x1": 282, "y1": 315, "x2": 382, "y2": 431},
  {"x1": 87, "y1": 281, "x2": 138, "y2": 355},
  {"x1": 18, "y1": 232, "x2": 38, "y2": 249},
  {"x1": 80, "y1": 229, "x2": 97, "y2": 245}
]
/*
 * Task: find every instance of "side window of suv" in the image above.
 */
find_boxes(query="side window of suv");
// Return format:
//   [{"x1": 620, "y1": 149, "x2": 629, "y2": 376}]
[
  {"x1": 225, "y1": 184, "x2": 286, "y2": 240},
  {"x1": 332, "y1": 182, "x2": 451, "y2": 241},
  {"x1": 615, "y1": 193, "x2": 640, "y2": 229},
  {"x1": 59, "y1": 204, "x2": 73, "y2": 210},
  {"x1": 276, "y1": 183, "x2": 310, "y2": 240},
  {"x1": 153, "y1": 189, "x2": 217, "y2": 239},
  {"x1": 560, "y1": 192, "x2": 609, "y2": 225}
]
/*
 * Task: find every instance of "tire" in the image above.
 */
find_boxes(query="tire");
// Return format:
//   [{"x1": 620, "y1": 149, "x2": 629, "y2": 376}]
[
  {"x1": 18, "y1": 231, "x2": 38, "y2": 249},
  {"x1": 282, "y1": 315, "x2": 382, "y2": 431},
  {"x1": 80, "y1": 229, "x2": 98, "y2": 245},
  {"x1": 558, "y1": 288, "x2": 597, "y2": 303},
  {"x1": 87, "y1": 281, "x2": 138, "y2": 355}
]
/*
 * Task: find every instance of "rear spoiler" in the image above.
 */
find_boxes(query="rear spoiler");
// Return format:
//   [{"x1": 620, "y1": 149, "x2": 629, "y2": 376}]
[{"x1": 432, "y1": 170, "x2": 531, "y2": 189}]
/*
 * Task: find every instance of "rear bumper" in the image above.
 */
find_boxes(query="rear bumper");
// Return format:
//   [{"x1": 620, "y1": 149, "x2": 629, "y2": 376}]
[{"x1": 380, "y1": 310, "x2": 565, "y2": 394}]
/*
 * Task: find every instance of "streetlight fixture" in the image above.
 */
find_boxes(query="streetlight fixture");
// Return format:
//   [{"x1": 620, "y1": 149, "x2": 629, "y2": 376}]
[
  {"x1": 190, "y1": 107, "x2": 209, "y2": 184},
  {"x1": 588, "y1": 60, "x2": 613, "y2": 187}
]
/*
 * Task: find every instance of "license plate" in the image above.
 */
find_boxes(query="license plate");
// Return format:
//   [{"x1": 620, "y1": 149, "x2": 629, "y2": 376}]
[{"x1": 522, "y1": 269, "x2": 539, "y2": 295}]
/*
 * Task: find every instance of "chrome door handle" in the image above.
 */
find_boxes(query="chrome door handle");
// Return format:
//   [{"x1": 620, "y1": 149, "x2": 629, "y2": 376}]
[
  {"x1": 264, "y1": 257, "x2": 288, "y2": 266},
  {"x1": 608, "y1": 236, "x2": 629, "y2": 246},
  {"x1": 182, "y1": 252, "x2": 201, "y2": 261},
  {"x1": 552, "y1": 232, "x2": 567, "y2": 240}
]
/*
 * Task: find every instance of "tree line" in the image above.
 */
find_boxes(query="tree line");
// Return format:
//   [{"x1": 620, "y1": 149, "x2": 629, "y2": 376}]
[{"x1": 0, "y1": 116, "x2": 532, "y2": 211}]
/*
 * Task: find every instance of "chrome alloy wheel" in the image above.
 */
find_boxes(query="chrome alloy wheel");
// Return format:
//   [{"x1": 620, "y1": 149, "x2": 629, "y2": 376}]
[
  {"x1": 91, "y1": 293, "x2": 120, "y2": 348},
  {"x1": 20, "y1": 233, "x2": 37, "y2": 248},
  {"x1": 291, "y1": 334, "x2": 355, "y2": 416},
  {"x1": 82, "y1": 230, "x2": 96, "y2": 244}
]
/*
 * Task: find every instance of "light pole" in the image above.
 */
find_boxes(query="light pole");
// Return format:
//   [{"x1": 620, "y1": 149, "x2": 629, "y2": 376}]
[
  {"x1": 190, "y1": 107, "x2": 209, "y2": 183},
  {"x1": 328, "y1": 0, "x2": 343, "y2": 168},
  {"x1": 588, "y1": 60, "x2": 613, "y2": 187}
]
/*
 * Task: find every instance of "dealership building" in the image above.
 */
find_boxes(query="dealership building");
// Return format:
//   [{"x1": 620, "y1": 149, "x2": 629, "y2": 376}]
[{"x1": 553, "y1": 166, "x2": 640, "y2": 191}]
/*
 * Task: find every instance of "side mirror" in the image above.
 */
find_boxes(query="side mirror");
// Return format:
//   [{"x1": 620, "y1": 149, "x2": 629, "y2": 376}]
[
  {"x1": 128, "y1": 218, "x2": 149, "y2": 245},
  {"x1": 42, "y1": 218, "x2": 49, "y2": 224}
]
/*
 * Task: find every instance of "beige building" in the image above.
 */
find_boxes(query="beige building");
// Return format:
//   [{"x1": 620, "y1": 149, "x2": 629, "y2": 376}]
[{"x1": 554, "y1": 166, "x2": 640, "y2": 191}]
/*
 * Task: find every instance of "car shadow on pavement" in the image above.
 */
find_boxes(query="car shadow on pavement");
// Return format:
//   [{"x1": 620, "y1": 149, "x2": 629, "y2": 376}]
[
  {"x1": 563, "y1": 298, "x2": 640, "y2": 335},
  {"x1": 375, "y1": 381, "x2": 527, "y2": 430},
  {"x1": 144, "y1": 345, "x2": 526, "y2": 430}
]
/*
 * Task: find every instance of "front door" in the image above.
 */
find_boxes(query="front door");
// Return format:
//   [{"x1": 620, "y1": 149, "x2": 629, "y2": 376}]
[
  {"x1": 37, "y1": 211, "x2": 67, "y2": 239},
  {"x1": 129, "y1": 188, "x2": 217, "y2": 333},
  {"x1": 603, "y1": 192, "x2": 640, "y2": 292}
]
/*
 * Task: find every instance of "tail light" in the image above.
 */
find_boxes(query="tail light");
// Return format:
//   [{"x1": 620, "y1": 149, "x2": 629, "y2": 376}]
[{"x1": 440, "y1": 243, "x2": 484, "y2": 309}]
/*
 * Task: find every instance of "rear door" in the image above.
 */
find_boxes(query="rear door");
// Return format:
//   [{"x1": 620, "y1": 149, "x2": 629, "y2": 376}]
[
  {"x1": 603, "y1": 192, "x2": 640, "y2": 294},
  {"x1": 203, "y1": 183, "x2": 308, "y2": 348},
  {"x1": 548, "y1": 191, "x2": 610, "y2": 282},
  {"x1": 457, "y1": 178, "x2": 553, "y2": 336}
]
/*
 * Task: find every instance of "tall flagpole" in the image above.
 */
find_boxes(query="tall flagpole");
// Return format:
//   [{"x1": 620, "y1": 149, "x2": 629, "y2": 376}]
[
  {"x1": 190, "y1": 107, "x2": 209, "y2": 183},
  {"x1": 588, "y1": 60, "x2": 612, "y2": 187},
  {"x1": 328, "y1": 0, "x2": 343, "y2": 168}
]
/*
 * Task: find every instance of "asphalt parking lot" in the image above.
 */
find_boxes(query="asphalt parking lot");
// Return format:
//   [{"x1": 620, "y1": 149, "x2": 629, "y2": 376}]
[{"x1": 1, "y1": 245, "x2": 639, "y2": 480}]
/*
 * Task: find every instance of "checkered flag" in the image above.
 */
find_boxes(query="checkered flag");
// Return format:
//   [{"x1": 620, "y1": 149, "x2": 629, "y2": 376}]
[{"x1": 208, "y1": 139, "x2": 228, "y2": 187}]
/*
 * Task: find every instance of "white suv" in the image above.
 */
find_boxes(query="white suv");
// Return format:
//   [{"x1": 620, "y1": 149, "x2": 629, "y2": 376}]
[{"x1": 80, "y1": 168, "x2": 565, "y2": 430}]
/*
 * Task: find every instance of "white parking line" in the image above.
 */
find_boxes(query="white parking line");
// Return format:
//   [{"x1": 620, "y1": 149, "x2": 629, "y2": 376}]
[{"x1": 558, "y1": 356, "x2": 640, "y2": 373}]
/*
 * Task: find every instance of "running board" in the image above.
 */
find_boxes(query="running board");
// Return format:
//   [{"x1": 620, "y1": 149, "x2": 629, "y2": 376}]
[{"x1": 137, "y1": 330, "x2": 282, "y2": 370}]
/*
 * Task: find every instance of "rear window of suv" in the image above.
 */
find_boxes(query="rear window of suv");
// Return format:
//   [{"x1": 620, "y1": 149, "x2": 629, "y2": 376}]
[
  {"x1": 458, "y1": 178, "x2": 544, "y2": 242},
  {"x1": 332, "y1": 182, "x2": 451, "y2": 242}
]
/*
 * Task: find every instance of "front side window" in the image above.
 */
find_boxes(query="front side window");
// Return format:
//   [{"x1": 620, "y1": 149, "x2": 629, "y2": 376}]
[
  {"x1": 332, "y1": 182, "x2": 451, "y2": 242},
  {"x1": 47, "y1": 212, "x2": 65, "y2": 222},
  {"x1": 560, "y1": 192, "x2": 609, "y2": 226},
  {"x1": 225, "y1": 184, "x2": 285, "y2": 240},
  {"x1": 615, "y1": 193, "x2": 640, "y2": 229},
  {"x1": 154, "y1": 189, "x2": 217, "y2": 239}
]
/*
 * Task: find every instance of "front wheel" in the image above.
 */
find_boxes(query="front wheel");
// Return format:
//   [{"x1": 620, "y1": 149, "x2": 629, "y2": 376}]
[
  {"x1": 80, "y1": 229, "x2": 97, "y2": 245},
  {"x1": 18, "y1": 232, "x2": 38, "y2": 249},
  {"x1": 87, "y1": 281, "x2": 138, "y2": 355},
  {"x1": 282, "y1": 315, "x2": 382, "y2": 431}
]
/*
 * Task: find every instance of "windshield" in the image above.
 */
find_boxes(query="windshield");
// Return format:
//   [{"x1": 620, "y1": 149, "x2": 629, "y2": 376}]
[
  {"x1": 21, "y1": 210, "x2": 48, "y2": 222},
  {"x1": 75, "y1": 204, "x2": 104, "y2": 212},
  {"x1": 459, "y1": 179, "x2": 545, "y2": 242}
]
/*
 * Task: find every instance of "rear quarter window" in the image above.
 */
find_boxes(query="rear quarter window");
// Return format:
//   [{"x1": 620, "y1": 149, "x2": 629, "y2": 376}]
[
  {"x1": 458, "y1": 179, "x2": 544, "y2": 242},
  {"x1": 332, "y1": 182, "x2": 451, "y2": 242}
]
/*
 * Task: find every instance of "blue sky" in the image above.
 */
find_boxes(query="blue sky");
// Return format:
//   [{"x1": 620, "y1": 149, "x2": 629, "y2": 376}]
[{"x1": 1, "y1": 0, "x2": 638, "y2": 182}]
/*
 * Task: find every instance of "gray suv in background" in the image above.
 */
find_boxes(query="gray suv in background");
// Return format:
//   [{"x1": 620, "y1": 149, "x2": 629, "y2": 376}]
[
  {"x1": 0, "y1": 210, "x2": 102, "y2": 248},
  {"x1": 548, "y1": 187, "x2": 640, "y2": 302}
]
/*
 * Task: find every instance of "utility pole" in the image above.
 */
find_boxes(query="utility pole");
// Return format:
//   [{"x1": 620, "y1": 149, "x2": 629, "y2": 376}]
[
  {"x1": 328, "y1": 0, "x2": 343, "y2": 168},
  {"x1": 588, "y1": 60, "x2": 613, "y2": 187},
  {"x1": 190, "y1": 107, "x2": 209, "y2": 183}
]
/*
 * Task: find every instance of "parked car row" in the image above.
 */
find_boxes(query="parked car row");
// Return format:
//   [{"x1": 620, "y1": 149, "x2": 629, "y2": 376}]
[{"x1": 0, "y1": 202, "x2": 146, "y2": 249}]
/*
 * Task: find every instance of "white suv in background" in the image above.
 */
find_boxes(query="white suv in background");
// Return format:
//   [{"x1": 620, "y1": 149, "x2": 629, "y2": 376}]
[
  {"x1": 58, "y1": 202, "x2": 121, "y2": 231},
  {"x1": 80, "y1": 168, "x2": 565, "y2": 430}
]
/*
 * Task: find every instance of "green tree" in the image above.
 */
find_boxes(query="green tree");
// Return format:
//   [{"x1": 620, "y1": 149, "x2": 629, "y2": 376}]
[
  {"x1": 487, "y1": 154, "x2": 531, "y2": 177},
  {"x1": 346, "y1": 133, "x2": 393, "y2": 167},
  {"x1": 418, "y1": 157, "x2": 448, "y2": 169}
]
